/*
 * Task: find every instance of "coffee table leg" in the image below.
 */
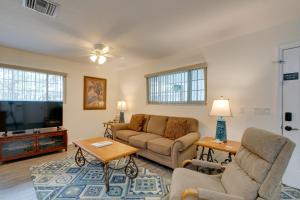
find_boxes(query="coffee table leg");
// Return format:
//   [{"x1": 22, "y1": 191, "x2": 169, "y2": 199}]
[
  {"x1": 104, "y1": 163, "x2": 110, "y2": 192},
  {"x1": 75, "y1": 148, "x2": 86, "y2": 167},
  {"x1": 125, "y1": 155, "x2": 138, "y2": 179}
]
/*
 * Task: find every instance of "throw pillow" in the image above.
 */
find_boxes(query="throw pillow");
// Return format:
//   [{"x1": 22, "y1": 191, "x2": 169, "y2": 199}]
[
  {"x1": 164, "y1": 118, "x2": 188, "y2": 140},
  {"x1": 128, "y1": 114, "x2": 145, "y2": 131}
]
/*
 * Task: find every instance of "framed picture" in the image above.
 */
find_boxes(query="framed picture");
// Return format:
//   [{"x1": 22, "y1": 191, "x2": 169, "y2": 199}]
[{"x1": 83, "y1": 76, "x2": 107, "y2": 110}]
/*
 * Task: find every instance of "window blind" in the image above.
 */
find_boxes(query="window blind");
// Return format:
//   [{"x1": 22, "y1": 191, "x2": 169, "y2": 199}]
[
  {"x1": 0, "y1": 65, "x2": 65, "y2": 102},
  {"x1": 146, "y1": 64, "x2": 207, "y2": 104}
]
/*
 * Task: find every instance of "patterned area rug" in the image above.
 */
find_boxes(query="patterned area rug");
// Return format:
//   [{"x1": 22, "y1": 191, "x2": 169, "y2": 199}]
[
  {"x1": 281, "y1": 185, "x2": 300, "y2": 199},
  {"x1": 30, "y1": 156, "x2": 170, "y2": 200}
]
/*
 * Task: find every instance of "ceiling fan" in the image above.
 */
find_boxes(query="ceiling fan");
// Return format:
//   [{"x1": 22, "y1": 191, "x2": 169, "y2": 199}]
[{"x1": 89, "y1": 44, "x2": 114, "y2": 65}]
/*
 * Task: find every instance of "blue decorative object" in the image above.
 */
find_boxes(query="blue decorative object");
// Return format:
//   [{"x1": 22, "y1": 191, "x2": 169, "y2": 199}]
[
  {"x1": 120, "y1": 111, "x2": 125, "y2": 123},
  {"x1": 215, "y1": 116, "x2": 227, "y2": 142}
]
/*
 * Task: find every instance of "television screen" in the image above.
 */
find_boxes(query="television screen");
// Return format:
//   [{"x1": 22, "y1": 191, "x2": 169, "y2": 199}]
[{"x1": 0, "y1": 101, "x2": 63, "y2": 132}]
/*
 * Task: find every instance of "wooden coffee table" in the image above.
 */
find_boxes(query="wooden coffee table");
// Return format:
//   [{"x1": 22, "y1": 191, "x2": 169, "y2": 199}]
[{"x1": 73, "y1": 137, "x2": 139, "y2": 192}]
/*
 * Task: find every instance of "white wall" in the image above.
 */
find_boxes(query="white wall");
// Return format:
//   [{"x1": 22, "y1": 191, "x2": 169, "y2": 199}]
[
  {"x1": 0, "y1": 46, "x2": 120, "y2": 144},
  {"x1": 119, "y1": 19, "x2": 300, "y2": 141}
]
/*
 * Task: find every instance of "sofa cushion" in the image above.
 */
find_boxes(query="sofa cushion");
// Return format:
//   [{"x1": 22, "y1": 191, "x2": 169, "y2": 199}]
[
  {"x1": 129, "y1": 133, "x2": 162, "y2": 149},
  {"x1": 128, "y1": 114, "x2": 145, "y2": 131},
  {"x1": 148, "y1": 138, "x2": 174, "y2": 156},
  {"x1": 164, "y1": 118, "x2": 188, "y2": 139},
  {"x1": 147, "y1": 116, "x2": 168, "y2": 135},
  {"x1": 116, "y1": 130, "x2": 141, "y2": 142},
  {"x1": 170, "y1": 168, "x2": 225, "y2": 200}
]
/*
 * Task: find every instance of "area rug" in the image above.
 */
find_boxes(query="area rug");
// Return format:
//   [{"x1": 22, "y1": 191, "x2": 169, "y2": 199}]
[
  {"x1": 30, "y1": 156, "x2": 170, "y2": 200},
  {"x1": 281, "y1": 185, "x2": 300, "y2": 199}
]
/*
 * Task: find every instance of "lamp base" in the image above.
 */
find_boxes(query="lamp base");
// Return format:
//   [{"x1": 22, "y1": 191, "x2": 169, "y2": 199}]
[
  {"x1": 119, "y1": 111, "x2": 125, "y2": 123},
  {"x1": 215, "y1": 116, "x2": 227, "y2": 143}
]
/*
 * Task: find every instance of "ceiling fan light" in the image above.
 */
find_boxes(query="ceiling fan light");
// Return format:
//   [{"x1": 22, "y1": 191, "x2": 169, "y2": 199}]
[
  {"x1": 98, "y1": 55, "x2": 107, "y2": 64},
  {"x1": 90, "y1": 55, "x2": 97, "y2": 62},
  {"x1": 102, "y1": 46, "x2": 110, "y2": 54}
]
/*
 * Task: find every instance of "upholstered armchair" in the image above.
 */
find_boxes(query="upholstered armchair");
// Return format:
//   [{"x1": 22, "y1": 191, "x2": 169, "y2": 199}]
[{"x1": 170, "y1": 127, "x2": 295, "y2": 200}]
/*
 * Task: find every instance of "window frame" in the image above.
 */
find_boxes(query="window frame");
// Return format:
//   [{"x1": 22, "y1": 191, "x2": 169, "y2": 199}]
[
  {"x1": 0, "y1": 63, "x2": 67, "y2": 103},
  {"x1": 145, "y1": 63, "x2": 207, "y2": 105}
]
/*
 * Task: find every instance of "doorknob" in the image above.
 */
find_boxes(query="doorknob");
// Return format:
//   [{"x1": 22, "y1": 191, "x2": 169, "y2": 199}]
[{"x1": 285, "y1": 126, "x2": 299, "y2": 131}]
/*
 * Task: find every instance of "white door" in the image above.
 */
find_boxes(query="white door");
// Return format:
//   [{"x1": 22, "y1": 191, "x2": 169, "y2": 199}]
[{"x1": 282, "y1": 45, "x2": 300, "y2": 189}]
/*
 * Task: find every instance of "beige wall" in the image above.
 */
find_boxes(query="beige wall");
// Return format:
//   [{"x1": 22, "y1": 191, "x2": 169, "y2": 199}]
[
  {"x1": 0, "y1": 46, "x2": 120, "y2": 144},
  {"x1": 119, "y1": 20, "x2": 300, "y2": 141}
]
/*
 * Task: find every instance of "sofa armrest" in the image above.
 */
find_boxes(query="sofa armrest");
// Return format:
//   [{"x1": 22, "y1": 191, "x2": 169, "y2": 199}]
[
  {"x1": 111, "y1": 123, "x2": 129, "y2": 139},
  {"x1": 182, "y1": 159, "x2": 225, "y2": 170},
  {"x1": 182, "y1": 188, "x2": 244, "y2": 200},
  {"x1": 173, "y1": 132, "x2": 199, "y2": 151}
]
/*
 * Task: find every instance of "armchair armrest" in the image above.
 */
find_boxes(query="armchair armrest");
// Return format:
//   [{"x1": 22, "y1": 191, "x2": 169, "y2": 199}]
[
  {"x1": 182, "y1": 188, "x2": 244, "y2": 200},
  {"x1": 182, "y1": 159, "x2": 225, "y2": 170},
  {"x1": 173, "y1": 132, "x2": 199, "y2": 151},
  {"x1": 111, "y1": 123, "x2": 129, "y2": 139}
]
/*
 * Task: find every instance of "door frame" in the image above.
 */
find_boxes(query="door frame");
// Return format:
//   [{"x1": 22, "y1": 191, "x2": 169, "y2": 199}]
[
  {"x1": 278, "y1": 41, "x2": 300, "y2": 135},
  {"x1": 277, "y1": 41, "x2": 300, "y2": 135}
]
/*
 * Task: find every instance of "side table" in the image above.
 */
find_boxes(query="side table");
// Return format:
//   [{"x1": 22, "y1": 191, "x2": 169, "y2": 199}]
[
  {"x1": 195, "y1": 137, "x2": 241, "y2": 164},
  {"x1": 103, "y1": 121, "x2": 118, "y2": 139}
]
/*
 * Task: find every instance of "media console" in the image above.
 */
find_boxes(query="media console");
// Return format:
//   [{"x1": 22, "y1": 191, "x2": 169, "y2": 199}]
[{"x1": 0, "y1": 128, "x2": 67, "y2": 162}]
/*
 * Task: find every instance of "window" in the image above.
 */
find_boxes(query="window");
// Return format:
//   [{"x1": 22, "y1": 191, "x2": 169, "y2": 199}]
[
  {"x1": 146, "y1": 64, "x2": 207, "y2": 104},
  {"x1": 0, "y1": 65, "x2": 65, "y2": 102}
]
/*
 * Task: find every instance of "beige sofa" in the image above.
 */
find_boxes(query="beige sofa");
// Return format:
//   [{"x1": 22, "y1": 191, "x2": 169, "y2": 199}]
[{"x1": 112, "y1": 114, "x2": 199, "y2": 169}]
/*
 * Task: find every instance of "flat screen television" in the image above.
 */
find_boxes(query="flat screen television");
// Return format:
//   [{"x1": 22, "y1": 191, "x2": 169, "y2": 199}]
[{"x1": 0, "y1": 101, "x2": 63, "y2": 133}]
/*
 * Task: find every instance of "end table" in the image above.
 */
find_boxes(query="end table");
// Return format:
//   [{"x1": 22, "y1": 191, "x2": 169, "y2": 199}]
[
  {"x1": 103, "y1": 121, "x2": 118, "y2": 139},
  {"x1": 195, "y1": 137, "x2": 241, "y2": 164}
]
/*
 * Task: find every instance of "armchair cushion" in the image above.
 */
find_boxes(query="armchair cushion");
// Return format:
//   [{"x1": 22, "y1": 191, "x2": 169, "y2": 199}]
[
  {"x1": 221, "y1": 160, "x2": 260, "y2": 200},
  {"x1": 242, "y1": 127, "x2": 287, "y2": 163},
  {"x1": 235, "y1": 146, "x2": 271, "y2": 183},
  {"x1": 148, "y1": 137, "x2": 174, "y2": 156},
  {"x1": 173, "y1": 132, "x2": 199, "y2": 151},
  {"x1": 170, "y1": 168, "x2": 225, "y2": 200}
]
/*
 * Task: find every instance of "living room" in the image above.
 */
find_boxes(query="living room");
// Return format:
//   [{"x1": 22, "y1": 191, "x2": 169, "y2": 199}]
[{"x1": 0, "y1": 0, "x2": 300, "y2": 200}]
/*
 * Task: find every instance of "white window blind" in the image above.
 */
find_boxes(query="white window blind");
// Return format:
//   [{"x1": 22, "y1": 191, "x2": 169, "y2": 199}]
[
  {"x1": 146, "y1": 64, "x2": 207, "y2": 104},
  {"x1": 0, "y1": 66, "x2": 65, "y2": 102}
]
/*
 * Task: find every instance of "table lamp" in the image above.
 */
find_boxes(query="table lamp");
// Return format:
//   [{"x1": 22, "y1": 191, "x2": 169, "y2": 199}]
[
  {"x1": 117, "y1": 101, "x2": 127, "y2": 123},
  {"x1": 210, "y1": 97, "x2": 232, "y2": 142}
]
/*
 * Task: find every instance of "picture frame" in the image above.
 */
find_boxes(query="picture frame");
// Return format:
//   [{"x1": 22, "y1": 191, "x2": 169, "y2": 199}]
[{"x1": 83, "y1": 76, "x2": 107, "y2": 110}]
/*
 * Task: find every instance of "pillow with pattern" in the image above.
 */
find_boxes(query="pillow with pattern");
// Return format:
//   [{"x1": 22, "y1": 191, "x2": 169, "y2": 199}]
[
  {"x1": 164, "y1": 118, "x2": 188, "y2": 139},
  {"x1": 128, "y1": 114, "x2": 145, "y2": 131}
]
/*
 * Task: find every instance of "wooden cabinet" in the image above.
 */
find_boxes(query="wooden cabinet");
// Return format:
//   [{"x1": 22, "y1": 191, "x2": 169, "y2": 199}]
[{"x1": 0, "y1": 129, "x2": 67, "y2": 162}]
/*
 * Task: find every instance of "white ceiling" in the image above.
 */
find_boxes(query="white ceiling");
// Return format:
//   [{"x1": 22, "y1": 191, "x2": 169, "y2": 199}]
[{"x1": 1, "y1": 0, "x2": 300, "y2": 68}]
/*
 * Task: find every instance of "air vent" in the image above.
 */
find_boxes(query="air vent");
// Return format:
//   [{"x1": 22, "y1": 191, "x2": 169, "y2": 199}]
[{"x1": 22, "y1": 0, "x2": 59, "y2": 17}]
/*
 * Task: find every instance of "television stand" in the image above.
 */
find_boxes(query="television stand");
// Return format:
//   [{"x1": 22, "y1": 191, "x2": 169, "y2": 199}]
[
  {"x1": 0, "y1": 128, "x2": 68, "y2": 162},
  {"x1": 12, "y1": 130, "x2": 26, "y2": 135}
]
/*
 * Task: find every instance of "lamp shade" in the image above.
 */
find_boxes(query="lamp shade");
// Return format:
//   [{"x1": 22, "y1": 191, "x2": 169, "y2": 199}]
[
  {"x1": 210, "y1": 99, "x2": 231, "y2": 117},
  {"x1": 117, "y1": 101, "x2": 127, "y2": 111}
]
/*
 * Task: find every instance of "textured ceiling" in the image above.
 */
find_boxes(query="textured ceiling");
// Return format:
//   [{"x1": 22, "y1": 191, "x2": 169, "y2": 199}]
[{"x1": 0, "y1": 0, "x2": 300, "y2": 68}]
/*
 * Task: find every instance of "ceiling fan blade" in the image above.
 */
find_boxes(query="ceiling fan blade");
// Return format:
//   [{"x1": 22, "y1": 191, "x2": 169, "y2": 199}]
[{"x1": 104, "y1": 53, "x2": 114, "y2": 58}]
